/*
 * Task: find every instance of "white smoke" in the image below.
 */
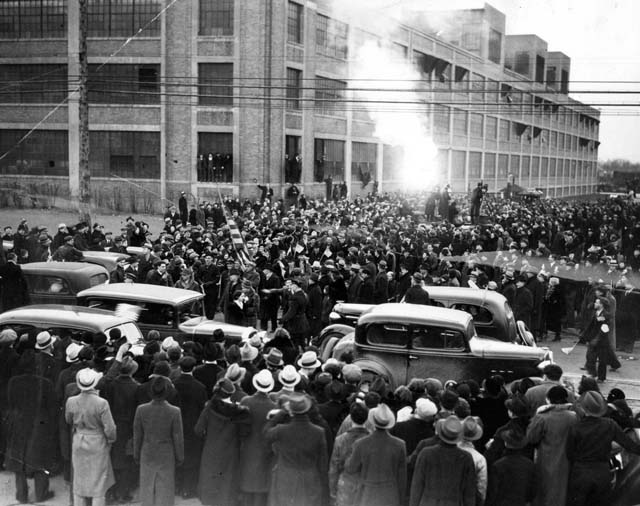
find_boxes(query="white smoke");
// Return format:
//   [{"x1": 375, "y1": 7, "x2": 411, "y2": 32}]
[{"x1": 327, "y1": 0, "x2": 447, "y2": 190}]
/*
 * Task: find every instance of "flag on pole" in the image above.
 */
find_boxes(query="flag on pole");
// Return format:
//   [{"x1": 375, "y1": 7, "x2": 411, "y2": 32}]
[{"x1": 227, "y1": 218, "x2": 251, "y2": 268}]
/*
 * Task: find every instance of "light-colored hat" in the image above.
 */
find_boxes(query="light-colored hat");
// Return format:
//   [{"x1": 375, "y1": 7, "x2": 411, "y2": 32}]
[
  {"x1": 249, "y1": 333, "x2": 264, "y2": 350},
  {"x1": 252, "y1": 369, "x2": 275, "y2": 393},
  {"x1": 35, "y1": 331, "x2": 56, "y2": 350},
  {"x1": 461, "y1": 416, "x2": 484, "y2": 441},
  {"x1": 278, "y1": 364, "x2": 301, "y2": 388},
  {"x1": 240, "y1": 342, "x2": 259, "y2": 362},
  {"x1": 415, "y1": 398, "x2": 438, "y2": 420},
  {"x1": 76, "y1": 368, "x2": 103, "y2": 391},
  {"x1": 342, "y1": 363, "x2": 362, "y2": 383},
  {"x1": 264, "y1": 348, "x2": 284, "y2": 367},
  {"x1": 297, "y1": 350, "x2": 321, "y2": 370},
  {"x1": 225, "y1": 363, "x2": 247, "y2": 384},
  {"x1": 368, "y1": 403, "x2": 396, "y2": 430},
  {"x1": 284, "y1": 392, "x2": 312, "y2": 415},
  {"x1": 65, "y1": 343, "x2": 83, "y2": 363},
  {"x1": 161, "y1": 336, "x2": 179, "y2": 351},
  {"x1": 0, "y1": 328, "x2": 18, "y2": 345}
]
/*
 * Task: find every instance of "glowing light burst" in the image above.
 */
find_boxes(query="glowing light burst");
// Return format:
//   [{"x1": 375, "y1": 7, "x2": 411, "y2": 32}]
[{"x1": 350, "y1": 41, "x2": 439, "y2": 190}]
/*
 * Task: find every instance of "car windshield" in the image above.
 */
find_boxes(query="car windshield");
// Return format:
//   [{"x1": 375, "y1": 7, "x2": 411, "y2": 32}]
[{"x1": 177, "y1": 300, "x2": 204, "y2": 322}]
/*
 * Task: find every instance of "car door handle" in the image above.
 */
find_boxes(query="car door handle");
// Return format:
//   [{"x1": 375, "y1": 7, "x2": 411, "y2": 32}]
[{"x1": 409, "y1": 354, "x2": 419, "y2": 360}]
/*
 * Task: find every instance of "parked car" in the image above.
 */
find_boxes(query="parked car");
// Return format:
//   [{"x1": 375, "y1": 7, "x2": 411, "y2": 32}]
[
  {"x1": 80, "y1": 250, "x2": 131, "y2": 273},
  {"x1": 321, "y1": 303, "x2": 551, "y2": 387},
  {"x1": 0, "y1": 304, "x2": 144, "y2": 352},
  {"x1": 318, "y1": 286, "x2": 533, "y2": 351},
  {"x1": 20, "y1": 262, "x2": 109, "y2": 306},
  {"x1": 77, "y1": 283, "x2": 256, "y2": 343}
]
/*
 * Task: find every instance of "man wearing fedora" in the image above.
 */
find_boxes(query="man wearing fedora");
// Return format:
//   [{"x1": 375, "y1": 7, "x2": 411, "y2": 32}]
[
  {"x1": 410, "y1": 415, "x2": 476, "y2": 506},
  {"x1": 281, "y1": 277, "x2": 311, "y2": 349},
  {"x1": 134, "y1": 376, "x2": 184, "y2": 506},
  {"x1": 65, "y1": 368, "x2": 117, "y2": 506},
  {"x1": 458, "y1": 416, "x2": 487, "y2": 506},
  {"x1": 239, "y1": 369, "x2": 278, "y2": 506},
  {"x1": 345, "y1": 403, "x2": 407, "y2": 506},
  {"x1": 35, "y1": 331, "x2": 60, "y2": 386},
  {"x1": 264, "y1": 391, "x2": 329, "y2": 506},
  {"x1": 172, "y1": 356, "x2": 207, "y2": 500},
  {"x1": 566, "y1": 391, "x2": 640, "y2": 506}
]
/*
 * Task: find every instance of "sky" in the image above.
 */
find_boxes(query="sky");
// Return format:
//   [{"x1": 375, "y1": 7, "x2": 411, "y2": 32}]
[{"x1": 370, "y1": 0, "x2": 640, "y2": 162}]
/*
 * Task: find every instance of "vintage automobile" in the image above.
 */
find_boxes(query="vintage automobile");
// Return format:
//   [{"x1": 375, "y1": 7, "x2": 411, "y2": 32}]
[
  {"x1": 80, "y1": 250, "x2": 131, "y2": 273},
  {"x1": 321, "y1": 303, "x2": 551, "y2": 387},
  {"x1": 20, "y1": 262, "x2": 109, "y2": 306},
  {"x1": 0, "y1": 304, "x2": 144, "y2": 351},
  {"x1": 317, "y1": 286, "x2": 535, "y2": 351},
  {"x1": 77, "y1": 283, "x2": 257, "y2": 343}
]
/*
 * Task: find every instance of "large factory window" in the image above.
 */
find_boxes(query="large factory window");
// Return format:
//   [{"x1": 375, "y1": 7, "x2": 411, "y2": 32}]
[
  {"x1": 451, "y1": 150, "x2": 466, "y2": 181},
  {"x1": 316, "y1": 14, "x2": 348, "y2": 59},
  {"x1": 286, "y1": 68, "x2": 302, "y2": 110},
  {"x1": 0, "y1": 64, "x2": 67, "y2": 103},
  {"x1": 0, "y1": 129, "x2": 68, "y2": 176},
  {"x1": 314, "y1": 138, "x2": 345, "y2": 183},
  {"x1": 198, "y1": 63, "x2": 234, "y2": 106},
  {"x1": 0, "y1": 0, "x2": 66, "y2": 39},
  {"x1": 352, "y1": 142, "x2": 377, "y2": 188},
  {"x1": 287, "y1": 1, "x2": 303, "y2": 44},
  {"x1": 315, "y1": 76, "x2": 346, "y2": 116},
  {"x1": 197, "y1": 133, "x2": 233, "y2": 183},
  {"x1": 88, "y1": 64, "x2": 160, "y2": 104},
  {"x1": 90, "y1": 131, "x2": 160, "y2": 179},
  {"x1": 88, "y1": 0, "x2": 161, "y2": 37},
  {"x1": 199, "y1": 0, "x2": 234, "y2": 36}
]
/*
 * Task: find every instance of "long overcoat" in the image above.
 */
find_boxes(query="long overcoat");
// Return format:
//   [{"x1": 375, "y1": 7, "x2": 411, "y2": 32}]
[
  {"x1": 281, "y1": 290, "x2": 310, "y2": 336},
  {"x1": 133, "y1": 399, "x2": 184, "y2": 506},
  {"x1": 101, "y1": 374, "x2": 140, "y2": 469},
  {"x1": 195, "y1": 398, "x2": 250, "y2": 505},
  {"x1": 65, "y1": 390, "x2": 117, "y2": 497},
  {"x1": 264, "y1": 413, "x2": 329, "y2": 506},
  {"x1": 525, "y1": 403, "x2": 577, "y2": 506},
  {"x1": 172, "y1": 373, "x2": 207, "y2": 474},
  {"x1": 4, "y1": 373, "x2": 58, "y2": 474},
  {"x1": 409, "y1": 442, "x2": 476, "y2": 506},
  {"x1": 239, "y1": 391, "x2": 277, "y2": 493},
  {"x1": 345, "y1": 429, "x2": 407, "y2": 506}
]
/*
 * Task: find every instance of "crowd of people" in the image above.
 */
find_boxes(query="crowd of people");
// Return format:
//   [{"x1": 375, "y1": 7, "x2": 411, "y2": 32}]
[
  {"x1": 1, "y1": 325, "x2": 639, "y2": 506},
  {"x1": 1, "y1": 188, "x2": 640, "y2": 504}
]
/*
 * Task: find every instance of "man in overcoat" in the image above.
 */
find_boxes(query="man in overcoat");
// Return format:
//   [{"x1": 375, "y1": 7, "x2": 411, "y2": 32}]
[
  {"x1": 172, "y1": 356, "x2": 207, "y2": 499},
  {"x1": 239, "y1": 370, "x2": 278, "y2": 506},
  {"x1": 264, "y1": 392, "x2": 329, "y2": 506},
  {"x1": 4, "y1": 352, "x2": 58, "y2": 503},
  {"x1": 133, "y1": 376, "x2": 184, "y2": 506},
  {"x1": 345, "y1": 403, "x2": 407, "y2": 506},
  {"x1": 0, "y1": 252, "x2": 29, "y2": 311},
  {"x1": 409, "y1": 415, "x2": 476, "y2": 506},
  {"x1": 281, "y1": 278, "x2": 310, "y2": 349},
  {"x1": 100, "y1": 356, "x2": 140, "y2": 503}
]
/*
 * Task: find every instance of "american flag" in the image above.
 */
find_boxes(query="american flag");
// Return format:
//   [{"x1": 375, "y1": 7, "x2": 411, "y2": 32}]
[{"x1": 227, "y1": 219, "x2": 251, "y2": 268}]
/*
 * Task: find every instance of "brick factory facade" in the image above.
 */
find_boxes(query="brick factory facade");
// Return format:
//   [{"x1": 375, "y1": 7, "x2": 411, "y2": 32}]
[{"x1": 0, "y1": 1, "x2": 599, "y2": 211}]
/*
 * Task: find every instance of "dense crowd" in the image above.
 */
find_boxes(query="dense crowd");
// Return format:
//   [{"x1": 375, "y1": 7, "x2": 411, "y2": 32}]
[{"x1": 1, "y1": 189, "x2": 640, "y2": 505}]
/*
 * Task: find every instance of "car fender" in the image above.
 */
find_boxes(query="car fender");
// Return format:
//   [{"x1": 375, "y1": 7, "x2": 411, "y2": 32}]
[
  {"x1": 351, "y1": 359, "x2": 394, "y2": 386},
  {"x1": 314, "y1": 323, "x2": 355, "y2": 348}
]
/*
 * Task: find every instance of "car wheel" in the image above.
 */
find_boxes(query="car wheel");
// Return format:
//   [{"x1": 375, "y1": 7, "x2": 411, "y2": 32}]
[{"x1": 320, "y1": 336, "x2": 339, "y2": 362}]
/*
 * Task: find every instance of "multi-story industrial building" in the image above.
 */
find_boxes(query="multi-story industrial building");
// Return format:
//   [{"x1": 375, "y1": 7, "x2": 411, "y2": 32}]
[{"x1": 0, "y1": 0, "x2": 599, "y2": 211}]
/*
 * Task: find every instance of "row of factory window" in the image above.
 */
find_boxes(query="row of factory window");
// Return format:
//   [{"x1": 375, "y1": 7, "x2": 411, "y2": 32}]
[{"x1": 0, "y1": 129, "x2": 595, "y2": 187}]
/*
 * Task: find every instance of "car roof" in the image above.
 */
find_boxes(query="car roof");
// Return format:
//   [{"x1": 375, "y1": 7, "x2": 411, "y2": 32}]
[
  {"x1": 360, "y1": 303, "x2": 473, "y2": 328},
  {"x1": 81, "y1": 251, "x2": 129, "y2": 260},
  {"x1": 0, "y1": 305, "x2": 135, "y2": 331},
  {"x1": 22, "y1": 262, "x2": 108, "y2": 275},
  {"x1": 77, "y1": 283, "x2": 203, "y2": 305},
  {"x1": 428, "y1": 286, "x2": 507, "y2": 306}
]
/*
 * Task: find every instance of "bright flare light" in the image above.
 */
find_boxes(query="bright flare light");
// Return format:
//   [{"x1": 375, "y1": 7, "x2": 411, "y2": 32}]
[{"x1": 350, "y1": 41, "x2": 439, "y2": 190}]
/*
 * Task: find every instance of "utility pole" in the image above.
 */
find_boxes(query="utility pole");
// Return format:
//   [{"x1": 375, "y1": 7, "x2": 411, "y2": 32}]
[
  {"x1": 78, "y1": 0, "x2": 91, "y2": 225},
  {"x1": 69, "y1": 0, "x2": 91, "y2": 225}
]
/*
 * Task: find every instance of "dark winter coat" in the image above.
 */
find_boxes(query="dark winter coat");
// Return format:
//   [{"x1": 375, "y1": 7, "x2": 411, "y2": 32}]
[
  {"x1": 281, "y1": 290, "x2": 310, "y2": 336},
  {"x1": 0, "y1": 262, "x2": 29, "y2": 311},
  {"x1": 195, "y1": 399, "x2": 250, "y2": 505},
  {"x1": 133, "y1": 399, "x2": 184, "y2": 506},
  {"x1": 101, "y1": 374, "x2": 140, "y2": 469},
  {"x1": 485, "y1": 451, "x2": 536, "y2": 506},
  {"x1": 264, "y1": 412, "x2": 329, "y2": 506},
  {"x1": 513, "y1": 285, "x2": 533, "y2": 328},
  {"x1": 173, "y1": 373, "x2": 208, "y2": 472},
  {"x1": 409, "y1": 441, "x2": 475, "y2": 506},
  {"x1": 239, "y1": 392, "x2": 277, "y2": 493},
  {"x1": 346, "y1": 429, "x2": 407, "y2": 506},
  {"x1": 193, "y1": 363, "x2": 223, "y2": 398},
  {"x1": 4, "y1": 373, "x2": 58, "y2": 473}
]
